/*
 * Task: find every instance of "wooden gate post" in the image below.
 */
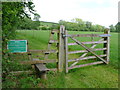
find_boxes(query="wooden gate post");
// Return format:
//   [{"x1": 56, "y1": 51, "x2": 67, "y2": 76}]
[
  {"x1": 58, "y1": 25, "x2": 68, "y2": 73},
  {"x1": 104, "y1": 28, "x2": 110, "y2": 64},
  {"x1": 64, "y1": 29, "x2": 68, "y2": 73}
]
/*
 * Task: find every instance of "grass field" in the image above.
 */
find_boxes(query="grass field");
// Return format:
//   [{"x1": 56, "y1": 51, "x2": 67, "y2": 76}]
[{"x1": 2, "y1": 30, "x2": 118, "y2": 88}]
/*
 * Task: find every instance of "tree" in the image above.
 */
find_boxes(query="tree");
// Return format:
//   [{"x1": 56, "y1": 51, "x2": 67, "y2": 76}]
[
  {"x1": 59, "y1": 20, "x2": 66, "y2": 25},
  {"x1": 2, "y1": 1, "x2": 37, "y2": 48},
  {"x1": 85, "y1": 21, "x2": 92, "y2": 31},
  {"x1": 33, "y1": 13, "x2": 40, "y2": 21},
  {"x1": 59, "y1": 18, "x2": 106, "y2": 32},
  {"x1": 2, "y1": 1, "x2": 38, "y2": 74},
  {"x1": 115, "y1": 22, "x2": 120, "y2": 32},
  {"x1": 18, "y1": 17, "x2": 40, "y2": 30},
  {"x1": 109, "y1": 24, "x2": 116, "y2": 32}
]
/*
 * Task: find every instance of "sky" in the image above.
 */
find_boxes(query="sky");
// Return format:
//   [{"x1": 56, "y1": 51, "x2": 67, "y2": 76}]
[{"x1": 32, "y1": 0, "x2": 119, "y2": 28}]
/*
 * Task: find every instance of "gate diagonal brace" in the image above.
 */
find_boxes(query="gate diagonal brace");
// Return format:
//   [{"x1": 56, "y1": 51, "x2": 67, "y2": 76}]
[
  {"x1": 70, "y1": 38, "x2": 104, "y2": 67},
  {"x1": 70, "y1": 37, "x2": 107, "y2": 64}
]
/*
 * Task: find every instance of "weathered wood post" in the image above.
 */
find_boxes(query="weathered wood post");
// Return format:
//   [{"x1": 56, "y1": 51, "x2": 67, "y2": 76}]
[
  {"x1": 104, "y1": 28, "x2": 110, "y2": 64},
  {"x1": 64, "y1": 29, "x2": 68, "y2": 73},
  {"x1": 58, "y1": 25, "x2": 68, "y2": 73}
]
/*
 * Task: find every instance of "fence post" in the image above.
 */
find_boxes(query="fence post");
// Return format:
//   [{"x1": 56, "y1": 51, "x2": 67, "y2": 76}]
[
  {"x1": 64, "y1": 29, "x2": 68, "y2": 73},
  {"x1": 58, "y1": 25, "x2": 67, "y2": 72},
  {"x1": 104, "y1": 28, "x2": 110, "y2": 64}
]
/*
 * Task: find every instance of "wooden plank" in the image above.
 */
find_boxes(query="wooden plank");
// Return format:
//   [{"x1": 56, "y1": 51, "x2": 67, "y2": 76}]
[
  {"x1": 9, "y1": 71, "x2": 33, "y2": 75},
  {"x1": 64, "y1": 30, "x2": 68, "y2": 73},
  {"x1": 33, "y1": 59, "x2": 48, "y2": 79},
  {"x1": 90, "y1": 38, "x2": 104, "y2": 48},
  {"x1": 56, "y1": 29, "x2": 60, "y2": 71},
  {"x1": 70, "y1": 37, "x2": 107, "y2": 63},
  {"x1": 34, "y1": 55, "x2": 44, "y2": 58},
  {"x1": 20, "y1": 59, "x2": 57, "y2": 65},
  {"x1": 35, "y1": 63, "x2": 49, "y2": 71},
  {"x1": 49, "y1": 30, "x2": 55, "y2": 40},
  {"x1": 68, "y1": 54, "x2": 106, "y2": 62},
  {"x1": 68, "y1": 48, "x2": 107, "y2": 54},
  {"x1": 67, "y1": 34, "x2": 99, "y2": 37},
  {"x1": 57, "y1": 29, "x2": 59, "y2": 71},
  {"x1": 68, "y1": 61, "x2": 104, "y2": 70},
  {"x1": 29, "y1": 50, "x2": 58, "y2": 53},
  {"x1": 58, "y1": 25, "x2": 65, "y2": 72},
  {"x1": 28, "y1": 53, "x2": 32, "y2": 60},
  {"x1": 91, "y1": 36, "x2": 94, "y2": 46},
  {"x1": 68, "y1": 41, "x2": 107, "y2": 46},
  {"x1": 66, "y1": 34, "x2": 111, "y2": 37},
  {"x1": 48, "y1": 68, "x2": 57, "y2": 71},
  {"x1": 70, "y1": 38, "x2": 104, "y2": 67},
  {"x1": 104, "y1": 28, "x2": 110, "y2": 64},
  {"x1": 27, "y1": 53, "x2": 34, "y2": 68},
  {"x1": 99, "y1": 34, "x2": 111, "y2": 37},
  {"x1": 49, "y1": 40, "x2": 58, "y2": 43}
]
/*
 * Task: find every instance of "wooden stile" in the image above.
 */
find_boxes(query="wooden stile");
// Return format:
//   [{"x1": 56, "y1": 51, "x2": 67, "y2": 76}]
[
  {"x1": 13, "y1": 26, "x2": 110, "y2": 76},
  {"x1": 44, "y1": 29, "x2": 59, "y2": 60},
  {"x1": 32, "y1": 58, "x2": 49, "y2": 79},
  {"x1": 34, "y1": 63, "x2": 49, "y2": 71}
]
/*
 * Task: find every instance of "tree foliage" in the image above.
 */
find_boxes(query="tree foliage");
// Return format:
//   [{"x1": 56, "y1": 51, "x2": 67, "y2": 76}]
[
  {"x1": 18, "y1": 17, "x2": 40, "y2": 30},
  {"x1": 109, "y1": 24, "x2": 116, "y2": 32},
  {"x1": 2, "y1": 1, "x2": 38, "y2": 74},
  {"x1": 33, "y1": 13, "x2": 40, "y2": 21},
  {"x1": 115, "y1": 22, "x2": 120, "y2": 32},
  {"x1": 59, "y1": 18, "x2": 105, "y2": 32},
  {"x1": 2, "y1": 1, "x2": 37, "y2": 47}
]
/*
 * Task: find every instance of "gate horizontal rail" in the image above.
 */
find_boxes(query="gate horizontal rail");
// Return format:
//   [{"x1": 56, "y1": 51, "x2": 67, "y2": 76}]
[
  {"x1": 68, "y1": 61, "x2": 104, "y2": 70},
  {"x1": 68, "y1": 54, "x2": 106, "y2": 62},
  {"x1": 63, "y1": 34, "x2": 111, "y2": 37},
  {"x1": 68, "y1": 48, "x2": 107, "y2": 54},
  {"x1": 68, "y1": 41, "x2": 107, "y2": 46}
]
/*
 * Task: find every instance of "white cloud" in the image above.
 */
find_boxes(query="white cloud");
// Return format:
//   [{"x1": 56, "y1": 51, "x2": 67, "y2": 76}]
[{"x1": 32, "y1": 0, "x2": 119, "y2": 27}]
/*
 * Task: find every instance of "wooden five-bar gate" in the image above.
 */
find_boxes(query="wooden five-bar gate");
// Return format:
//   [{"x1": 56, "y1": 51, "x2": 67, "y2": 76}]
[
  {"x1": 14, "y1": 25, "x2": 110, "y2": 79},
  {"x1": 59, "y1": 25, "x2": 110, "y2": 73}
]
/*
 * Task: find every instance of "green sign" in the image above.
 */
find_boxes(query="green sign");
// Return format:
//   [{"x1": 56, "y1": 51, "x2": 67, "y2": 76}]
[{"x1": 7, "y1": 40, "x2": 27, "y2": 53}]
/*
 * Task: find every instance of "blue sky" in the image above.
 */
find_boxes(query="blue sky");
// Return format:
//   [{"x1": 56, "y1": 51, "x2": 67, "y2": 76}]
[{"x1": 33, "y1": 0, "x2": 119, "y2": 28}]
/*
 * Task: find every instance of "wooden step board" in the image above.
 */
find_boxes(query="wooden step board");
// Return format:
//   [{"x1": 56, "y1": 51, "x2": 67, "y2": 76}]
[
  {"x1": 33, "y1": 59, "x2": 49, "y2": 79},
  {"x1": 35, "y1": 63, "x2": 49, "y2": 72}
]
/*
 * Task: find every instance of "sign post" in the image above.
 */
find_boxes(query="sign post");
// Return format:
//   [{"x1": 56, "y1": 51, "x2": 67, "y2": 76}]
[{"x1": 7, "y1": 40, "x2": 27, "y2": 53}]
